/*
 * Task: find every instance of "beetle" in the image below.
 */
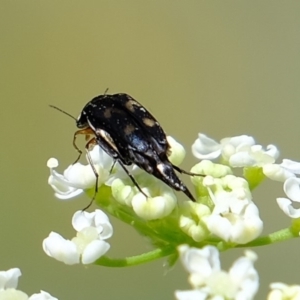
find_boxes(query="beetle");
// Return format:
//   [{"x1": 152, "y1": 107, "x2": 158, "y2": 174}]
[{"x1": 51, "y1": 93, "x2": 200, "y2": 205}]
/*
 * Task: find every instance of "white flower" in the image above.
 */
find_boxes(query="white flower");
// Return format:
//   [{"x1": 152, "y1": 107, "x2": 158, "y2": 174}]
[
  {"x1": 268, "y1": 282, "x2": 300, "y2": 300},
  {"x1": 131, "y1": 189, "x2": 176, "y2": 220},
  {"x1": 0, "y1": 289, "x2": 29, "y2": 300},
  {"x1": 72, "y1": 209, "x2": 113, "y2": 239},
  {"x1": 47, "y1": 145, "x2": 113, "y2": 200},
  {"x1": 166, "y1": 136, "x2": 186, "y2": 166},
  {"x1": 175, "y1": 290, "x2": 207, "y2": 300},
  {"x1": 175, "y1": 245, "x2": 259, "y2": 300},
  {"x1": 112, "y1": 176, "x2": 177, "y2": 220},
  {"x1": 179, "y1": 202, "x2": 211, "y2": 242},
  {"x1": 47, "y1": 135, "x2": 185, "y2": 203},
  {"x1": 29, "y1": 291, "x2": 58, "y2": 300},
  {"x1": 190, "y1": 160, "x2": 232, "y2": 187},
  {"x1": 280, "y1": 159, "x2": 300, "y2": 175},
  {"x1": 192, "y1": 134, "x2": 279, "y2": 168},
  {"x1": 0, "y1": 268, "x2": 21, "y2": 290},
  {"x1": 204, "y1": 175, "x2": 263, "y2": 244},
  {"x1": 263, "y1": 159, "x2": 300, "y2": 182},
  {"x1": 43, "y1": 210, "x2": 112, "y2": 264},
  {"x1": 0, "y1": 269, "x2": 58, "y2": 300},
  {"x1": 277, "y1": 177, "x2": 300, "y2": 218},
  {"x1": 43, "y1": 232, "x2": 80, "y2": 265}
]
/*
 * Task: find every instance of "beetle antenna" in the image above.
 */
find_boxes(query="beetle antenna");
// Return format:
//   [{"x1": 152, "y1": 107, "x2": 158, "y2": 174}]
[{"x1": 49, "y1": 105, "x2": 77, "y2": 121}]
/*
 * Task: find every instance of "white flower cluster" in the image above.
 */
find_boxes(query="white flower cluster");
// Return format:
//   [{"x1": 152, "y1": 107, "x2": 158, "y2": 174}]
[
  {"x1": 176, "y1": 245, "x2": 300, "y2": 300},
  {"x1": 0, "y1": 268, "x2": 58, "y2": 299},
  {"x1": 47, "y1": 144, "x2": 114, "y2": 200},
  {"x1": 192, "y1": 134, "x2": 279, "y2": 167},
  {"x1": 47, "y1": 136, "x2": 184, "y2": 221},
  {"x1": 175, "y1": 245, "x2": 259, "y2": 300},
  {"x1": 46, "y1": 132, "x2": 300, "y2": 265},
  {"x1": 192, "y1": 133, "x2": 300, "y2": 219},
  {"x1": 179, "y1": 133, "x2": 271, "y2": 244},
  {"x1": 45, "y1": 130, "x2": 300, "y2": 297},
  {"x1": 43, "y1": 210, "x2": 113, "y2": 265},
  {"x1": 268, "y1": 282, "x2": 300, "y2": 299},
  {"x1": 45, "y1": 136, "x2": 187, "y2": 265},
  {"x1": 204, "y1": 174, "x2": 262, "y2": 244}
]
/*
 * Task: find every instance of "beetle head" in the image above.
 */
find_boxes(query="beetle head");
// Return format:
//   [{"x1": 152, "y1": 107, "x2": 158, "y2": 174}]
[{"x1": 76, "y1": 111, "x2": 89, "y2": 129}]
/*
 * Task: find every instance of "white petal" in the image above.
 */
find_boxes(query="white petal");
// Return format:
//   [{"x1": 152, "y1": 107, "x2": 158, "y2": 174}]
[
  {"x1": 206, "y1": 214, "x2": 231, "y2": 241},
  {"x1": 54, "y1": 188, "x2": 83, "y2": 200},
  {"x1": 248, "y1": 145, "x2": 278, "y2": 165},
  {"x1": 178, "y1": 245, "x2": 220, "y2": 280},
  {"x1": 281, "y1": 159, "x2": 300, "y2": 174},
  {"x1": 190, "y1": 161, "x2": 232, "y2": 182},
  {"x1": 72, "y1": 227, "x2": 99, "y2": 255},
  {"x1": 29, "y1": 291, "x2": 58, "y2": 300},
  {"x1": 0, "y1": 268, "x2": 21, "y2": 290},
  {"x1": 221, "y1": 135, "x2": 255, "y2": 148},
  {"x1": 268, "y1": 282, "x2": 300, "y2": 300},
  {"x1": 221, "y1": 143, "x2": 239, "y2": 161},
  {"x1": 167, "y1": 136, "x2": 186, "y2": 166},
  {"x1": 81, "y1": 240, "x2": 110, "y2": 264},
  {"x1": 48, "y1": 164, "x2": 84, "y2": 200},
  {"x1": 72, "y1": 211, "x2": 96, "y2": 231},
  {"x1": 72, "y1": 210, "x2": 113, "y2": 240},
  {"x1": 263, "y1": 164, "x2": 295, "y2": 182},
  {"x1": 206, "y1": 175, "x2": 252, "y2": 214},
  {"x1": 229, "y1": 254, "x2": 259, "y2": 299},
  {"x1": 283, "y1": 177, "x2": 300, "y2": 202},
  {"x1": 175, "y1": 289, "x2": 208, "y2": 300},
  {"x1": 179, "y1": 202, "x2": 211, "y2": 242},
  {"x1": 207, "y1": 202, "x2": 263, "y2": 244},
  {"x1": 221, "y1": 137, "x2": 278, "y2": 167},
  {"x1": 132, "y1": 189, "x2": 176, "y2": 220},
  {"x1": 88, "y1": 145, "x2": 114, "y2": 169},
  {"x1": 43, "y1": 232, "x2": 79, "y2": 265},
  {"x1": 47, "y1": 148, "x2": 111, "y2": 200},
  {"x1": 94, "y1": 210, "x2": 113, "y2": 239},
  {"x1": 265, "y1": 145, "x2": 280, "y2": 160},
  {"x1": 111, "y1": 178, "x2": 135, "y2": 206},
  {"x1": 229, "y1": 152, "x2": 256, "y2": 167},
  {"x1": 63, "y1": 163, "x2": 96, "y2": 189},
  {"x1": 276, "y1": 198, "x2": 300, "y2": 218},
  {"x1": 191, "y1": 134, "x2": 221, "y2": 160},
  {"x1": 0, "y1": 289, "x2": 28, "y2": 299}
]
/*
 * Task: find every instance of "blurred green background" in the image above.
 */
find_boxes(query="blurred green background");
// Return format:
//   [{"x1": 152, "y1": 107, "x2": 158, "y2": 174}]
[{"x1": 1, "y1": 1, "x2": 300, "y2": 299}]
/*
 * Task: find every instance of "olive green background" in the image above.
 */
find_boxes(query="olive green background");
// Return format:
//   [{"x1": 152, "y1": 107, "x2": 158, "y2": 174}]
[{"x1": 1, "y1": 1, "x2": 300, "y2": 299}]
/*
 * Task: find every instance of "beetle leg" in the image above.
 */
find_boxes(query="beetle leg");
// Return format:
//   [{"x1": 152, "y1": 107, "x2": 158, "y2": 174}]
[
  {"x1": 82, "y1": 137, "x2": 149, "y2": 211},
  {"x1": 109, "y1": 161, "x2": 117, "y2": 174},
  {"x1": 72, "y1": 128, "x2": 95, "y2": 164},
  {"x1": 116, "y1": 160, "x2": 149, "y2": 198},
  {"x1": 82, "y1": 137, "x2": 99, "y2": 211},
  {"x1": 172, "y1": 164, "x2": 205, "y2": 177}
]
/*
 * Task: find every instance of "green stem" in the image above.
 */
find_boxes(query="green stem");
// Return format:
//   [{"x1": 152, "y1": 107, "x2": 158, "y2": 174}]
[
  {"x1": 237, "y1": 227, "x2": 297, "y2": 248},
  {"x1": 95, "y1": 246, "x2": 175, "y2": 267},
  {"x1": 94, "y1": 228, "x2": 297, "y2": 267}
]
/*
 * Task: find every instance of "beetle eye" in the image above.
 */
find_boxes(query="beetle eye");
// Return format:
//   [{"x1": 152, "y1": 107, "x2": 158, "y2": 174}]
[
  {"x1": 77, "y1": 121, "x2": 88, "y2": 129},
  {"x1": 76, "y1": 112, "x2": 89, "y2": 129}
]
